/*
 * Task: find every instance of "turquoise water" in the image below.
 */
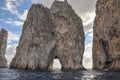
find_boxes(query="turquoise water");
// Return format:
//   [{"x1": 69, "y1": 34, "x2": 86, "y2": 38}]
[{"x1": 0, "y1": 68, "x2": 120, "y2": 80}]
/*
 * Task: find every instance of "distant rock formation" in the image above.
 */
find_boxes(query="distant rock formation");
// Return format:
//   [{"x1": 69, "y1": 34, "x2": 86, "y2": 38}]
[
  {"x1": 93, "y1": 0, "x2": 120, "y2": 70},
  {"x1": 49, "y1": 1, "x2": 85, "y2": 70},
  {"x1": 0, "y1": 29, "x2": 8, "y2": 67},
  {"x1": 10, "y1": 0, "x2": 85, "y2": 70}
]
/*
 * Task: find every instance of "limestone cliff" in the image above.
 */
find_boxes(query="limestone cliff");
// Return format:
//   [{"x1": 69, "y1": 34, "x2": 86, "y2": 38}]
[
  {"x1": 0, "y1": 29, "x2": 8, "y2": 67},
  {"x1": 93, "y1": 0, "x2": 120, "y2": 70},
  {"x1": 49, "y1": 1, "x2": 85, "y2": 70},
  {"x1": 10, "y1": 4, "x2": 56, "y2": 70},
  {"x1": 10, "y1": 0, "x2": 85, "y2": 70}
]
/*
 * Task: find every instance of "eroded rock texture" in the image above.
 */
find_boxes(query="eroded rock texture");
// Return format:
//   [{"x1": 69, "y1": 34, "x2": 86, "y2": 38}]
[
  {"x1": 10, "y1": 4, "x2": 56, "y2": 70},
  {"x1": 49, "y1": 1, "x2": 85, "y2": 70},
  {"x1": 0, "y1": 29, "x2": 8, "y2": 67},
  {"x1": 10, "y1": 0, "x2": 85, "y2": 70},
  {"x1": 93, "y1": 0, "x2": 120, "y2": 70}
]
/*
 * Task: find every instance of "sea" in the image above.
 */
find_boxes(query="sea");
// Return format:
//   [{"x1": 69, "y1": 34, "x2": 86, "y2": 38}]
[{"x1": 0, "y1": 68, "x2": 120, "y2": 80}]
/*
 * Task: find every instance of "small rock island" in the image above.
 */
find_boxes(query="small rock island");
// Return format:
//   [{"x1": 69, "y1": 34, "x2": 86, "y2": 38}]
[
  {"x1": 0, "y1": 29, "x2": 8, "y2": 68},
  {"x1": 10, "y1": 0, "x2": 85, "y2": 71}
]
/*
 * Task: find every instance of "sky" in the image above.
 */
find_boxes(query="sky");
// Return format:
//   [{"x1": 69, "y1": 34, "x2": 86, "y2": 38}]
[{"x1": 0, "y1": 0, "x2": 97, "y2": 69}]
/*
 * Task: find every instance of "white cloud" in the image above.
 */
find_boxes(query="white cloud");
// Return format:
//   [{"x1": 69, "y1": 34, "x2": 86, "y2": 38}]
[
  {"x1": 2, "y1": 0, "x2": 20, "y2": 16},
  {"x1": 83, "y1": 30, "x2": 93, "y2": 69},
  {"x1": 6, "y1": 44, "x2": 17, "y2": 55},
  {"x1": 5, "y1": 19, "x2": 24, "y2": 27},
  {"x1": 83, "y1": 42, "x2": 93, "y2": 69},
  {"x1": 19, "y1": 10, "x2": 28, "y2": 21},
  {"x1": 88, "y1": 30, "x2": 93, "y2": 38},
  {"x1": 5, "y1": 44, "x2": 17, "y2": 66},
  {"x1": 1, "y1": 0, "x2": 28, "y2": 21},
  {"x1": 8, "y1": 31, "x2": 20, "y2": 43}
]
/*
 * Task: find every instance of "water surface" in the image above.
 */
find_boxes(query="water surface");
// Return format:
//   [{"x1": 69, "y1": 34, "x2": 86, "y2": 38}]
[{"x1": 0, "y1": 68, "x2": 120, "y2": 80}]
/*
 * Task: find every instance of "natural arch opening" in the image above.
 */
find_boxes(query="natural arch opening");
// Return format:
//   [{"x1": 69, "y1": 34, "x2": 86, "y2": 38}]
[{"x1": 51, "y1": 59, "x2": 62, "y2": 71}]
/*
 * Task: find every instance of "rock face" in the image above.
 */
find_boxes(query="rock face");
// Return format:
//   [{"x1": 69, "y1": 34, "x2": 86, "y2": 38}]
[
  {"x1": 10, "y1": 0, "x2": 85, "y2": 70},
  {"x1": 49, "y1": 1, "x2": 85, "y2": 70},
  {"x1": 10, "y1": 4, "x2": 56, "y2": 70},
  {"x1": 0, "y1": 29, "x2": 8, "y2": 67},
  {"x1": 93, "y1": 0, "x2": 120, "y2": 70}
]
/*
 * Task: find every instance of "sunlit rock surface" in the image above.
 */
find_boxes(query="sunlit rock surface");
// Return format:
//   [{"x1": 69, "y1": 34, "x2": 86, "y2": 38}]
[
  {"x1": 93, "y1": 0, "x2": 120, "y2": 70},
  {"x1": 0, "y1": 29, "x2": 8, "y2": 67}
]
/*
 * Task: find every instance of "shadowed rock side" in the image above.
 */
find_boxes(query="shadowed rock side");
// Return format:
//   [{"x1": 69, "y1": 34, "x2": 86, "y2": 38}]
[
  {"x1": 0, "y1": 29, "x2": 8, "y2": 67},
  {"x1": 93, "y1": 0, "x2": 120, "y2": 70},
  {"x1": 49, "y1": 1, "x2": 85, "y2": 70},
  {"x1": 10, "y1": 4, "x2": 56, "y2": 70}
]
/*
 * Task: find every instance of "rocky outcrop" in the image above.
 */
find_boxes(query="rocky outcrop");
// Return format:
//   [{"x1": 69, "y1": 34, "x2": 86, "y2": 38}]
[
  {"x1": 0, "y1": 29, "x2": 8, "y2": 67},
  {"x1": 93, "y1": 0, "x2": 120, "y2": 70},
  {"x1": 10, "y1": 4, "x2": 56, "y2": 70},
  {"x1": 10, "y1": 0, "x2": 85, "y2": 70},
  {"x1": 49, "y1": 0, "x2": 85, "y2": 70}
]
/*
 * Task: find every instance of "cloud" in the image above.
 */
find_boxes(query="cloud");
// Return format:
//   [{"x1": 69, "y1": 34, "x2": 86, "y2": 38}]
[
  {"x1": 19, "y1": 10, "x2": 28, "y2": 21},
  {"x1": 5, "y1": 44, "x2": 17, "y2": 66},
  {"x1": 6, "y1": 44, "x2": 17, "y2": 55},
  {"x1": 5, "y1": 19, "x2": 24, "y2": 27},
  {"x1": 88, "y1": 30, "x2": 93, "y2": 39},
  {"x1": 83, "y1": 42, "x2": 93, "y2": 69},
  {"x1": 83, "y1": 30, "x2": 93, "y2": 69},
  {"x1": 1, "y1": 0, "x2": 20, "y2": 16},
  {"x1": 1, "y1": 0, "x2": 28, "y2": 21},
  {"x1": 8, "y1": 31, "x2": 20, "y2": 43}
]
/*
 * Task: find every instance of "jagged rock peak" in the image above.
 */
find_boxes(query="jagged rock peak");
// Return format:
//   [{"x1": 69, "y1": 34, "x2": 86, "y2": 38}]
[
  {"x1": 92, "y1": 0, "x2": 120, "y2": 71},
  {"x1": 10, "y1": 4, "x2": 56, "y2": 70},
  {"x1": 26, "y1": 4, "x2": 51, "y2": 21},
  {"x1": 0, "y1": 28, "x2": 8, "y2": 68},
  {"x1": 10, "y1": 1, "x2": 85, "y2": 71}
]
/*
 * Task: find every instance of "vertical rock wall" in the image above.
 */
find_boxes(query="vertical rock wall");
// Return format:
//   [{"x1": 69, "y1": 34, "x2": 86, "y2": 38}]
[{"x1": 93, "y1": 0, "x2": 120, "y2": 70}]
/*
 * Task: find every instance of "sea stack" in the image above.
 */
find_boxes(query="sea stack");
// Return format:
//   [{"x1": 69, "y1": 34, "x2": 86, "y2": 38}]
[
  {"x1": 49, "y1": 1, "x2": 85, "y2": 70},
  {"x1": 10, "y1": 0, "x2": 85, "y2": 71},
  {"x1": 10, "y1": 4, "x2": 56, "y2": 70},
  {"x1": 93, "y1": 0, "x2": 120, "y2": 70},
  {"x1": 0, "y1": 29, "x2": 8, "y2": 67}
]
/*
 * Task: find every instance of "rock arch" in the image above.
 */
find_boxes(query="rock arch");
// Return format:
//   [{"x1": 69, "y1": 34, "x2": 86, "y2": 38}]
[{"x1": 10, "y1": 1, "x2": 85, "y2": 71}]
